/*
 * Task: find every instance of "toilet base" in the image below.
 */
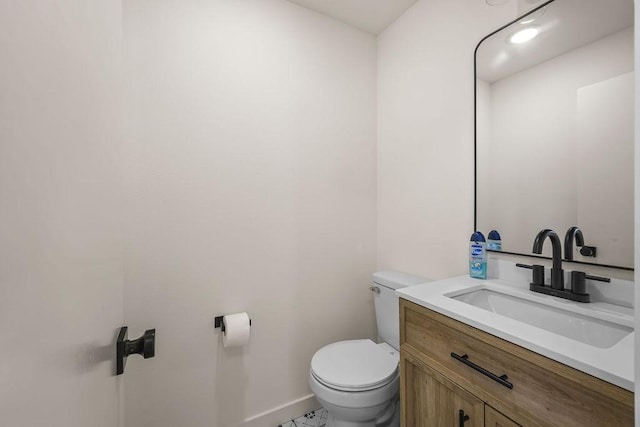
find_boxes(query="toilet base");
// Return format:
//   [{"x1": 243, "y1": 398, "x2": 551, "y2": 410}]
[
  {"x1": 326, "y1": 412, "x2": 375, "y2": 427},
  {"x1": 323, "y1": 399, "x2": 399, "y2": 427}
]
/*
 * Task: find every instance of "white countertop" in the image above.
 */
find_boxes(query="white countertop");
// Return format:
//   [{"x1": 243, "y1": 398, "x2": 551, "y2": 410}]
[{"x1": 397, "y1": 275, "x2": 634, "y2": 391}]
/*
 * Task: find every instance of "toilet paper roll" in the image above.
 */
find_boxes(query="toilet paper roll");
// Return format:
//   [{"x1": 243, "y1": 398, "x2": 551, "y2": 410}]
[{"x1": 222, "y1": 312, "x2": 251, "y2": 348}]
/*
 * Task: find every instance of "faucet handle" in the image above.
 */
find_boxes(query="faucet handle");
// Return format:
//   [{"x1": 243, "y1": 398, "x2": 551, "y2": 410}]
[
  {"x1": 579, "y1": 246, "x2": 597, "y2": 257},
  {"x1": 516, "y1": 263, "x2": 545, "y2": 286},
  {"x1": 584, "y1": 273, "x2": 610, "y2": 283},
  {"x1": 570, "y1": 271, "x2": 587, "y2": 295},
  {"x1": 516, "y1": 263, "x2": 533, "y2": 269},
  {"x1": 532, "y1": 265, "x2": 545, "y2": 286}
]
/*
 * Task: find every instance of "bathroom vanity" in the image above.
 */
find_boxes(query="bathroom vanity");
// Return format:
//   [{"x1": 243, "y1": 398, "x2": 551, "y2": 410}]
[
  {"x1": 417, "y1": 0, "x2": 637, "y2": 421},
  {"x1": 396, "y1": 274, "x2": 634, "y2": 426}
]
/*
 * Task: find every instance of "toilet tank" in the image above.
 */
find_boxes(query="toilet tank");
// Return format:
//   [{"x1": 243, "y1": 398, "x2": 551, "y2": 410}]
[{"x1": 372, "y1": 271, "x2": 429, "y2": 351}]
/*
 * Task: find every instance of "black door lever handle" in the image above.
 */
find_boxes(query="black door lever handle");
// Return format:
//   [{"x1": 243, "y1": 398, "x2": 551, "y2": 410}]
[{"x1": 116, "y1": 326, "x2": 155, "y2": 375}]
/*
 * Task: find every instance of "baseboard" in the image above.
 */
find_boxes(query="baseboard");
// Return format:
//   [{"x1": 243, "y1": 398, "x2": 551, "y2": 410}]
[{"x1": 240, "y1": 394, "x2": 320, "y2": 427}]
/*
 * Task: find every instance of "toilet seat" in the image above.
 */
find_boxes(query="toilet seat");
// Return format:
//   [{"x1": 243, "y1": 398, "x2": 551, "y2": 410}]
[{"x1": 310, "y1": 339, "x2": 399, "y2": 392}]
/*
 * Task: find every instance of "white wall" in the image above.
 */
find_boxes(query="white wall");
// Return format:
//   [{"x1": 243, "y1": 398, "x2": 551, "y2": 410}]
[
  {"x1": 1, "y1": 1, "x2": 635, "y2": 425},
  {"x1": 634, "y1": 0, "x2": 639, "y2": 423},
  {"x1": 121, "y1": 1, "x2": 377, "y2": 426},
  {"x1": 377, "y1": 0, "x2": 516, "y2": 279},
  {"x1": 0, "y1": 1, "x2": 125, "y2": 426},
  {"x1": 577, "y1": 70, "x2": 634, "y2": 267}
]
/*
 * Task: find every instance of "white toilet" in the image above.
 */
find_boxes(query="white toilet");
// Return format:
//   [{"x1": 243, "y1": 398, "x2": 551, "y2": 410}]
[{"x1": 309, "y1": 271, "x2": 428, "y2": 427}]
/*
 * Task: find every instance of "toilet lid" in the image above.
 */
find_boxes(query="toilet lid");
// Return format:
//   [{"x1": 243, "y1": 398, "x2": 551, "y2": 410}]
[{"x1": 310, "y1": 339, "x2": 399, "y2": 392}]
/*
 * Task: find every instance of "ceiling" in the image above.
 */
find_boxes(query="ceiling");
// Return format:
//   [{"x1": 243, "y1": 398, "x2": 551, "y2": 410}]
[
  {"x1": 477, "y1": 0, "x2": 634, "y2": 82},
  {"x1": 286, "y1": 0, "x2": 418, "y2": 34}
]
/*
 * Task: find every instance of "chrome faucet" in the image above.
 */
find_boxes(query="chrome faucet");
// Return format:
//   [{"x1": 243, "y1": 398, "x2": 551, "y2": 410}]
[
  {"x1": 564, "y1": 226, "x2": 584, "y2": 261},
  {"x1": 532, "y1": 229, "x2": 564, "y2": 290}
]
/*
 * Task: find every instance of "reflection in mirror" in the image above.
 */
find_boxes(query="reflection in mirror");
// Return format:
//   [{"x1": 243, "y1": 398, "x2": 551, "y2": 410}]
[{"x1": 475, "y1": 0, "x2": 634, "y2": 269}]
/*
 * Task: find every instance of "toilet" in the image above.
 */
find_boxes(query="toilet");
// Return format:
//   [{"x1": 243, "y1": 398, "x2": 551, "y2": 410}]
[{"x1": 309, "y1": 271, "x2": 428, "y2": 427}]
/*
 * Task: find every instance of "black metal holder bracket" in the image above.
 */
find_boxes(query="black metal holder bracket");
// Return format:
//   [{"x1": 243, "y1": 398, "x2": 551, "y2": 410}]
[
  {"x1": 116, "y1": 326, "x2": 156, "y2": 375},
  {"x1": 214, "y1": 315, "x2": 251, "y2": 333}
]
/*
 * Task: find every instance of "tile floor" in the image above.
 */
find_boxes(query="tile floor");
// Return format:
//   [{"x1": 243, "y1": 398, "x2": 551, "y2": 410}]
[{"x1": 279, "y1": 408, "x2": 327, "y2": 427}]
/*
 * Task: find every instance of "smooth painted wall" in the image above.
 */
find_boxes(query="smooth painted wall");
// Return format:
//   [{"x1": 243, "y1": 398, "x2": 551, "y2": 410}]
[
  {"x1": 633, "y1": 0, "x2": 639, "y2": 422},
  {"x1": 122, "y1": 1, "x2": 377, "y2": 426},
  {"x1": 377, "y1": 0, "x2": 516, "y2": 279},
  {"x1": 0, "y1": 1, "x2": 125, "y2": 426},
  {"x1": 1, "y1": 1, "x2": 636, "y2": 426}
]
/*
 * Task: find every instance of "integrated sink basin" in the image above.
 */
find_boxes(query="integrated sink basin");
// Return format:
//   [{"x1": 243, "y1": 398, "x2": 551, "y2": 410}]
[
  {"x1": 448, "y1": 288, "x2": 633, "y2": 349},
  {"x1": 397, "y1": 273, "x2": 635, "y2": 391}
]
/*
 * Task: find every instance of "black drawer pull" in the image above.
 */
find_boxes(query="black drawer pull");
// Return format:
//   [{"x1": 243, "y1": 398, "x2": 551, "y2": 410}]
[
  {"x1": 459, "y1": 409, "x2": 470, "y2": 426},
  {"x1": 451, "y1": 352, "x2": 513, "y2": 389}
]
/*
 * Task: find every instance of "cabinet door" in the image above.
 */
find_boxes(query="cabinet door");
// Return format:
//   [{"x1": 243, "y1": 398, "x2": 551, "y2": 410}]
[
  {"x1": 485, "y1": 405, "x2": 521, "y2": 427},
  {"x1": 402, "y1": 352, "x2": 483, "y2": 427}
]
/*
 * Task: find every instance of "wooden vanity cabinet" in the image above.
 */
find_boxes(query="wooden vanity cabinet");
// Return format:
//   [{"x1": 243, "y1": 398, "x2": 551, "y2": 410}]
[
  {"x1": 399, "y1": 299, "x2": 634, "y2": 427},
  {"x1": 402, "y1": 351, "x2": 484, "y2": 426},
  {"x1": 402, "y1": 349, "x2": 518, "y2": 427},
  {"x1": 485, "y1": 406, "x2": 520, "y2": 427}
]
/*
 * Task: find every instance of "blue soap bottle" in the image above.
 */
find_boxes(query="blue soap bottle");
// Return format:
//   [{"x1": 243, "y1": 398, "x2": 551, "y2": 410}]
[
  {"x1": 469, "y1": 231, "x2": 487, "y2": 279},
  {"x1": 487, "y1": 230, "x2": 502, "y2": 251}
]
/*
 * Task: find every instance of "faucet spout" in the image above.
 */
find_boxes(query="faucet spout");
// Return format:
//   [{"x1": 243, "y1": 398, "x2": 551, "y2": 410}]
[
  {"x1": 563, "y1": 226, "x2": 584, "y2": 261},
  {"x1": 532, "y1": 229, "x2": 564, "y2": 290}
]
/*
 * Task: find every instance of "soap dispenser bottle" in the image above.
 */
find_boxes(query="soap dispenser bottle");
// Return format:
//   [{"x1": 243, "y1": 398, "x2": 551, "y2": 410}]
[
  {"x1": 469, "y1": 231, "x2": 487, "y2": 279},
  {"x1": 487, "y1": 230, "x2": 502, "y2": 251}
]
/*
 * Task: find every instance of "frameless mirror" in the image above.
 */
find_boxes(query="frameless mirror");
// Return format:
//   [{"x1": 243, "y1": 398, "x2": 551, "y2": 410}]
[{"x1": 475, "y1": 0, "x2": 634, "y2": 269}]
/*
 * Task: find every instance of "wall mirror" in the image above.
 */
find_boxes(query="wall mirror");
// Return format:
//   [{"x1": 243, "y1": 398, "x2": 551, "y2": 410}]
[{"x1": 475, "y1": 0, "x2": 634, "y2": 269}]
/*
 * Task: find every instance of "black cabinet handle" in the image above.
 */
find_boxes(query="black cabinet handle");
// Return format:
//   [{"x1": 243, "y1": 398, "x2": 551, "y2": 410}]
[
  {"x1": 451, "y1": 352, "x2": 513, "y2": 389},
  {"x1": 459, "y1": 409, "x2": 470, "y2": 426}
]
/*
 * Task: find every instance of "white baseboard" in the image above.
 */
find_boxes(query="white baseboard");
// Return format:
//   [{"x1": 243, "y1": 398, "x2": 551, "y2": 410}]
[{"x1": 240, "y1": 394, "x2": 320, "y2": 427}]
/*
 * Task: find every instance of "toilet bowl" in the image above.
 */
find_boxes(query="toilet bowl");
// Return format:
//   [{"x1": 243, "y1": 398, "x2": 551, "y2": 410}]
[
  {"x1": 309, "y1": 340, "x2": 399, "y2": 427},
  {"x1": 308, "y1": 271, "x2": 429, "y2": 427}
]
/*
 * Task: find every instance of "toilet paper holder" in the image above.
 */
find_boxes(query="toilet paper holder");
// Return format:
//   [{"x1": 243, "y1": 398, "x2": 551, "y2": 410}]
[{"x1": 214, "y1": 315, "x2": 251, "y2": 332}]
